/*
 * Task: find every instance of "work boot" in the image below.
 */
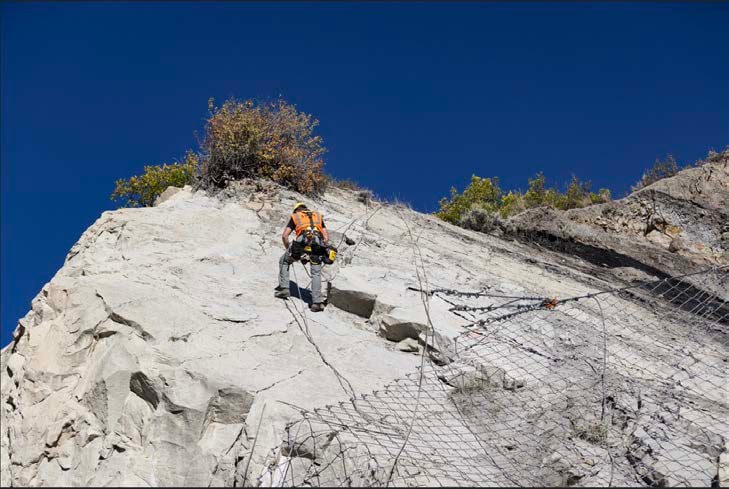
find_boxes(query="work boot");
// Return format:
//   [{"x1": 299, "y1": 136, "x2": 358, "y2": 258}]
[
  {"x1": 310, "y1": 302, "x2": 325, "y2": 312},
  {"x1": 274, "y1": 286, "x2": 290, "y2": 299}
]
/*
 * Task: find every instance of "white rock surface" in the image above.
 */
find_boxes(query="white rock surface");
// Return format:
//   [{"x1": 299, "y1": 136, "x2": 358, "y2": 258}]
[{"x1": 1, "y1": 179, "x2": 726, "y2": 487}]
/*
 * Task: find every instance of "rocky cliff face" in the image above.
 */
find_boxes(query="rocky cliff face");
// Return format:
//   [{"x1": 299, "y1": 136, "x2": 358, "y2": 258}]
[
  {"x1": 503, "y1": 151, "x2": 728, "y2": 291},
  {"x1": 1, "y1": 165, "x2": 727, "y2": 486}
]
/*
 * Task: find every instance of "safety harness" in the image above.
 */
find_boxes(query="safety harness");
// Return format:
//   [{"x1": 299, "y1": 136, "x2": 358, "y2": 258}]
[
  {"x1": 289, "y1": 210, "x2": 337, "y2": 265},
  {"x1": 291, "y1": 210, "x2": 325, "y2": 238}
]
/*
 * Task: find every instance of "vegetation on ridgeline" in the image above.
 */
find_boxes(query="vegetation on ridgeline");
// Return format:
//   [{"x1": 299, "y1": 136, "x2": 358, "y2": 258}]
[
  {"x1": 436, "y1": 173, "x2": 611, "y2": 229},
  {"x1": 111, "y1": 152, "x2": 198, "y2": 207},
  {"x1": 198, "y1": 97, "x2": 327, "y2": 194},
  {"x1": 436, "y1": 149, "x2": 726, "y2": 232},
  {"x1": 111, "y1": 97, "x2": 328, "y2": 207},
  {"x1": 111, "y1": 97, "x2": 725, "y2": 214},
  {"x1": 631, "y1": 154, "x2": 680, "y2": 191}
]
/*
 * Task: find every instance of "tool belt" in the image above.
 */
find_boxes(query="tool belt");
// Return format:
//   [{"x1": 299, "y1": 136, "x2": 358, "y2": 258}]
[{"x1": 289, "y1": 234, "x2": 337, "y2": 265}]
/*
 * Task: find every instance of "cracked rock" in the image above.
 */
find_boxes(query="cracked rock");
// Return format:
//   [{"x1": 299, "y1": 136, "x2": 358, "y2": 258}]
[
  {"x1": 396, "y1": 338, "x2": 420, "y2": 353},
  {"x1": 1, "y1": 157, "x2": 727, "y2": 487}
]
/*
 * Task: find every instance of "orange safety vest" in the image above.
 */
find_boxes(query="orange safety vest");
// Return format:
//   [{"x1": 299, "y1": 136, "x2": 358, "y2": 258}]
[{"x1": 291, "y1": 210, "x2": 324, "y2": 237}]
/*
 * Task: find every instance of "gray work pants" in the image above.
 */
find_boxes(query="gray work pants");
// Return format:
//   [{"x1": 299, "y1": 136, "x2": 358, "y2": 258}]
[{"x1": 278, "y1": 236, "x2": 324, "y2": 304}]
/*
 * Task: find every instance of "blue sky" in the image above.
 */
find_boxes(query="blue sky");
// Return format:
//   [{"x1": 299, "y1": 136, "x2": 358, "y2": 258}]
[{"x1": 2, "y1": 2, "x2": 728, "y2": 346}]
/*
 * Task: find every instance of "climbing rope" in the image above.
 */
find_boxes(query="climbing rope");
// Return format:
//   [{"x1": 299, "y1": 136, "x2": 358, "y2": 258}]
[
  {"x1": 288, "y1": 263, "x2": 358, "y2": 401},
  {"x1": 385, "y1": 208, "x2": 436, "y2": 487},
  {"x1": 286, "y1": 261, "x2": 389, "y2": 433}
]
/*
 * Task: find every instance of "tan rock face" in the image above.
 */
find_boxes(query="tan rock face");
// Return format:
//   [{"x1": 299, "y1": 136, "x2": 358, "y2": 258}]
[
  {"x1": 1, "y1": 175, "x2": 727, "y2": 487},
  {"x1": 504, "y1": 151, "x2": 729, "y2": 290}
]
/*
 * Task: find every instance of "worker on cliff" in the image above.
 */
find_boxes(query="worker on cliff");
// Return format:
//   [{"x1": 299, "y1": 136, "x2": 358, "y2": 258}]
[{"x1": 275, "y1": 202, "x2": 332, "y2": 312}]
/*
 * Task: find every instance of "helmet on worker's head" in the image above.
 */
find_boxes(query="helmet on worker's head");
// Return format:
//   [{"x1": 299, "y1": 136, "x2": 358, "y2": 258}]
[{"x1": 293, "y1": 202, "x2": 307, "y2": 212}]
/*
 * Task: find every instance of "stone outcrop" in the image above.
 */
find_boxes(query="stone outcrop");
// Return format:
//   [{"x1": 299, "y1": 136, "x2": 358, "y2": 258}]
[
  {"x1": 1, "y1": 160, "x2": 727, "y2": 486},
  {"x1": 503, "y1": 151, "x2": 728, "y2": 292}
]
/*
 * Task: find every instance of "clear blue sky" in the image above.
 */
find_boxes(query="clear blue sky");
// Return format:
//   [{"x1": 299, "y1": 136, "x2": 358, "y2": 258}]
[{"x1": 2, "y1": 2, "x2": 728, "y2": 346}]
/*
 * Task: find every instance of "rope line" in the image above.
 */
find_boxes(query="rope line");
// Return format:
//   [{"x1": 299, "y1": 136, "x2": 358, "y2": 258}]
[
  {"x1": 288, "y1": 263, "x2": 357, "y2": 400},
  {"x1": 384, "y1": 208, "x2": 436, "y2": 487}
]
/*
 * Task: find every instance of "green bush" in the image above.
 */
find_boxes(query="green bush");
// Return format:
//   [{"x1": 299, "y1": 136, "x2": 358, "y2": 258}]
[
  {"x1": 111, "y1": 152, "x2": 198, "y2": 207},
  {"x1": 199, "y1": 97, "x2": 327, "y2": 195},
  {"x1": 460, "y1": 205, "x2": 503, "y2": 233},
  {"x1": 523, "y1": 172, "x2": 547, "y2": 209},
  {"x1": 563, "y1": 175, "x2": 592, "y2": 209},
  {"x1": 499, "y1": 191, "x2": 526, "y2": 218},
  {"x1": 524, "y1": 174, "x2": 610, "y2": 211},
  {"x1": 436, "y1": 176, "x2": 501, "y2": 224},
  {"x1": 437, "y1": 172, "x2": 612, "y2": 227},
  {"x1": 589, "y1": 188, "x2": 612, "y2": 204}
]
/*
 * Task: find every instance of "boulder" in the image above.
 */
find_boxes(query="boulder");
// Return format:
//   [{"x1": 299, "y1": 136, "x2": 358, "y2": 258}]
[
  {"x1": 377, "y1": 315, "x2": 426, "y2": 342},
  {"x1": 396, "y1": 338, "x2": 420, "y2": 353},
  {"x1": 154, "y1": 185, "x2": 185, "y2": 206},
  {"x1": 327, "y1": 286, "x2": 377, "y2": 318}
]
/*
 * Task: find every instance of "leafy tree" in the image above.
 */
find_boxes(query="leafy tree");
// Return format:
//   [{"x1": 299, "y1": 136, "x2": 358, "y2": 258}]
[{"x1": 111, "y1": 152, "x2": 198, "y2": 207}]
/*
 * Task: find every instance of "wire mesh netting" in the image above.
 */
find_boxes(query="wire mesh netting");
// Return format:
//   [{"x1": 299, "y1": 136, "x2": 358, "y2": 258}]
[{"x1": 261, "y1": 267, "x2": 728, "y2": 487}]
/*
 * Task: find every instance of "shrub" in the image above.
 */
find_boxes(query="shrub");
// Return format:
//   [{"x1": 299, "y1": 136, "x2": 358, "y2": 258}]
[
  {"x1": 459, "y1": 205, "x2": 503, "y2": 233},
  {"x1": 589, "y1": 188, "x2": 612, "y2": 204},
  {"x1": 324, "y1": 176, "x2": 376, "y2": 204},
  {"x1": 523, "y1": 172, "x2": 547, "y2": 208},
  {"x1": 436, "y1": 176, "x2": 501, "y2": 224},
  {"x1": 111, "y1": 152, "x2": 198, "y2": 207},
  {"x1": 563, "y1": 175, "x2": 592, "y2": 210},
  {"x1": 525, "y1": 174, "x2": 603, "y2": 211},
  {"x1": 499, "y1": 191, "x2": 526, "y2": 218},
  {"x1": 436, "y1": 171, "x2": 612, "y2": 227},
  {"x1": 543, "y1": 188, "x2": 567, "y2": 209},
  {"x1": 632, "y1": 155, "x2": 680, "y2": 191},
  {"x1": 696, "y1": 148, "x2": 728, "y2": 166},
  {"x1": 199, "y1": 97, "x2": 327, "y2": 195},
  {"x1": 356, "y1": 190, "x2": 374, "y2": 206},
  {"x1": 575, "y1": 420, "x2": 608, "y2": 445},
  {"x1": 330, "y1": 178, "x2": 364, "y2": 191}
]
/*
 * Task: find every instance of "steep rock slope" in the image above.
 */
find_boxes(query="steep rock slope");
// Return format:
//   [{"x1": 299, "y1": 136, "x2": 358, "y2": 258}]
[
  {"x1": 1, "y1": 177, "x2": 727, "y2": 486},
  {"x1": 504, "y1": 152, "x2": 728, "y2": 289}
]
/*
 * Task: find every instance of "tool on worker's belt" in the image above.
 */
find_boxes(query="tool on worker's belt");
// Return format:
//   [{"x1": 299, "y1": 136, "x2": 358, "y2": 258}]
[
  {"x1": 322, "y1": 245, "x2": 338, "y2": 265},
  {"x1": 291, "y1": 239, "x2": 337, "y2": 265}
]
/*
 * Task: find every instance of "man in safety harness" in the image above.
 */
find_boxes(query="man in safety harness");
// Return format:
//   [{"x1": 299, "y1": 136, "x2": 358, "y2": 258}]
[{"x1": 275, "y1": 202, "x2": 336, "y2": 312}]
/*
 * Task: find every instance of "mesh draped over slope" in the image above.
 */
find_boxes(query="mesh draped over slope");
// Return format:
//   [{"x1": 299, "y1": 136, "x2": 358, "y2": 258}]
[{"x1": 260, "y1": 267, "x2": 728, "y2": 487}]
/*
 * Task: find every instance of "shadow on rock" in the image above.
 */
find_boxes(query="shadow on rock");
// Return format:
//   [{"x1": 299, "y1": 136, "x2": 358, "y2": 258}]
[{"x1": 288, "y1": 281, "x2": 312, "y2": 305}]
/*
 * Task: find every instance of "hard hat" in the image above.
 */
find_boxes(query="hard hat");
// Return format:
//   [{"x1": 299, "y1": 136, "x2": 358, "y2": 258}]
[{"x1": 293, "y1": 202, "x2": 307, "y2": 212}]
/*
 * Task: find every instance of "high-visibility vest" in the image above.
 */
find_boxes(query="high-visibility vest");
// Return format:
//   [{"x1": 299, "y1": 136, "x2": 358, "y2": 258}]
[{"x1": 291, "y1": 210, "x2": 324, "y2": 237}]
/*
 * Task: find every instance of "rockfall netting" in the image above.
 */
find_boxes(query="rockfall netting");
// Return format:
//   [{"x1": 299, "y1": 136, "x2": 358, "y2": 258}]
[{"x1": 261, "y1": 267, "x2": 728, "y2": 487}]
